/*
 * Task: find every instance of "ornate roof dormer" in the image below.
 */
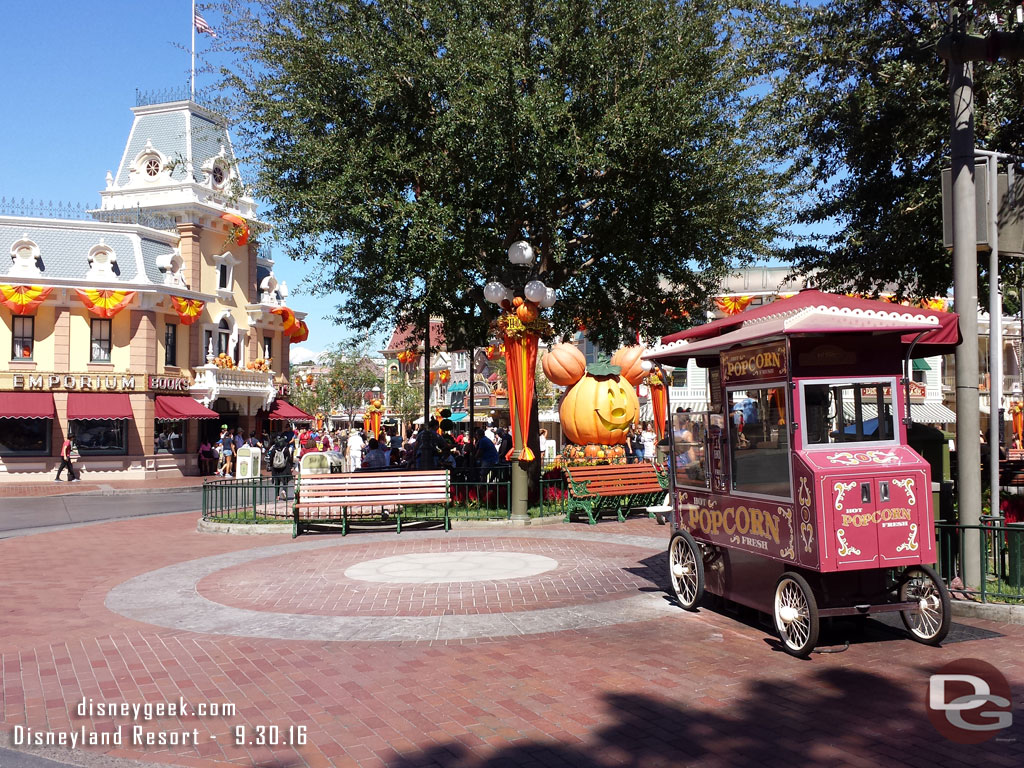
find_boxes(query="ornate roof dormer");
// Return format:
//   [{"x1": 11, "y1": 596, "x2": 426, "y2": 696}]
[{"x1": 96, "y1": 95, "x2": 259, "y2": 223}]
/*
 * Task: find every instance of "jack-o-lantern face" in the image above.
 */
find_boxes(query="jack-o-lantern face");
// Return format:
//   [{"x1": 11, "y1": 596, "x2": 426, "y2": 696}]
[{"x1": 560, "y1": 362, "x2": 639, "y2": 446}]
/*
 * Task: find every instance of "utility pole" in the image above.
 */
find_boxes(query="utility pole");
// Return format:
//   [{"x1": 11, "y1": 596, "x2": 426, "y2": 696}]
[{"x1": 938, "y1": 11, "x2": 1024, "y2": 589}]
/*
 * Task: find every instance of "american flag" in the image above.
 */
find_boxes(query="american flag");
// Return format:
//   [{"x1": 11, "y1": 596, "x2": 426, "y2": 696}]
[{"x1": 194, "y1": 10, "x2": 217, "y2": 38}]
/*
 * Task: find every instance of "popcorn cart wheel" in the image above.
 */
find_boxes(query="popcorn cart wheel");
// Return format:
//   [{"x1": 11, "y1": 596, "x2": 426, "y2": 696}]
[
  {"x1": 773, "y1": 572, "x2": 820, "y2": 657},
  {"x1": 897, "y1": 564, "x2": 951, "y2": 645},
  {"x1": 667, "y1": 530, "x2": 705, "y2": 610}
]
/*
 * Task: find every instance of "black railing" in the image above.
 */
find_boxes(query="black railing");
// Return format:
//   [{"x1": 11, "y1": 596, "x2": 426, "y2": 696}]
[{"x1": 935, "y1": 519, "x2": 1024, "y2": 603}]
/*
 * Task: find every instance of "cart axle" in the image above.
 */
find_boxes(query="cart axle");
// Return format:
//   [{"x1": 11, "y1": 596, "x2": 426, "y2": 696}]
[{"x1": 817, "y1": 601, "x2": 918, "y2": 619}]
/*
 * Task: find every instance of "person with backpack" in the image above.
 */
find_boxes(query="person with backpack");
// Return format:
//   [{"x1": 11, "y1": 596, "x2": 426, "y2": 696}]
[{"x1": 268, "y1": 434, "x2": 294, "y2": 500}]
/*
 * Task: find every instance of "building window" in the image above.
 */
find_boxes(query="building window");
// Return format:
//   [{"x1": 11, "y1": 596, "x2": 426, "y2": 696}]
[
  {"x1": 164, "y1": 323, "x2": 177, "y2": 367},
  {"x1": 204, "y1": 329, "x2": 213, "y2": 359},
  {"x1": 72, "y1": 419, "x2": 127, "y2": 455},
  {"x1": 0, "y1": 417, "x2": 51, "y2": 455},
  {"x1": 143, "y1": 155, "x2": 161, "y2": 177},
  {"x1": 217, "y1": 318, "x2": 231, "y2": 357},
  {"x1": 218, "y1": 263, "x2": 231, "y2": 290},
  {"x1": 211, "y1": 163, "x2": 226, "y2": 187},
  {"x1": 12, "y1": 316, "x2": 34, "y2": 360},
  {"x1": 263, "y1": 335, "x2": 272, "y2": 361},
  {"x1": 154, "y1": 420, "x2": 185, "y2": 454},
  {"x1": 90, "y1": 319, "x2": 112, "y2": 362}
]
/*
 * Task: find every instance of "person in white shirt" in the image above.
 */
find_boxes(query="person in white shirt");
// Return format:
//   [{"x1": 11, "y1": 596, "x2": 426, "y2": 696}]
[
  {"x1": 641, "y1": 423, "x2": 657, "y2": 463},
  {"x1": 539, "y1": 429, "x2": 549, "y2": 459},
  {"x1": 346, "y1": 429, "x2": 365, "y2": 472}
]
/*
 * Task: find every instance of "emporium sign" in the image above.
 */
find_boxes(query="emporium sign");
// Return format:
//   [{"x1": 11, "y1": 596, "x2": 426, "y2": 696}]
[
  {"x1": 721, "y1": 341, "x2": 787, "y2": 384},
  {"x1": 2, "y1": 372, "x2": 191, "y2": 393}
]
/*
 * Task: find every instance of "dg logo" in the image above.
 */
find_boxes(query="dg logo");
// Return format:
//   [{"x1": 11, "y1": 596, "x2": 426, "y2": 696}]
[{"x1": 927, "y1": 658, "x2": 1014, "y2": 744}]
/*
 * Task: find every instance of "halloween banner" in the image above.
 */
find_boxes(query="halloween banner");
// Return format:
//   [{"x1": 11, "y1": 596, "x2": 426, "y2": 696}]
[
  {"x1": 75, "y1": 289, "x2": 136, "y2": 318},
  {"x1": 714, "y1": 295, "x2": 753, "y2": 315},
  {"x1": 169, "y1": 296, "x2": 204, "y2": 325},
  {"x1": 221, "y1": 213, "x2": 250, "y2": 246},
  {"x1": 291, "y1": 319, "x2": 309, "y2": 343},
  {"x1": 271, "y1": 306, "x2": 300, "y2": 336},
  {"x1": 649, "y1": 380, "x2": 668, "y2": 441},
  {"x1": 0, "y1": 285, "x2": 52, "y2": 315},
  {"x1": 503, "y1": 331, "x2": 539, "y2": 462}
]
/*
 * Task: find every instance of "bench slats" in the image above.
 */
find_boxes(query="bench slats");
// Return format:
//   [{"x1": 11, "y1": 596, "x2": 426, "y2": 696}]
[
  {"x1": 293, "y1": 470, "x2": 450, "y2": 537},
  {"x1": 563, "y1": 463, "x2": 665, "y2": 525}
]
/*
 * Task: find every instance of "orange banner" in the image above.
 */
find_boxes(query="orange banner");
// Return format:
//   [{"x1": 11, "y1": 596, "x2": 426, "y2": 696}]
[
  {"x1": 75, "y1": 289, "x2": 136, "y2": 318},
  {"x1": 221, "y1": 213, "x2": 250, "y2": 246},
  {"x1": 650, "y1": 383, "x2": 668, "y2": 441},
  {"x1": 714, "y1": 295, "x2": 753, "y2": 315},
  {"x1": 0, "y1": 285, "x2": 52, "y2": 315},
  {"x1": 169, "y1": 296, "x2": 204, "y2": 325},
  {"x1": 291, "y1": 319, "x2": 309, "y2": 343},
  {"x1": 503, "y1": 332, "x2": 539, "y2": 462},
  {"x1": 271, "y1": 306, "x2": 301, "y2": 336}
]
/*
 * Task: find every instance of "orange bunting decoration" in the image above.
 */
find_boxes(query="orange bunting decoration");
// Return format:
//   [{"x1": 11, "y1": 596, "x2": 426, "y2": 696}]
[
  {"x1": 439, "y1": 369, "x2": 451, "y2": 384},
  {"x1": 485, "y1": 343, "x2": 505, "y2": 360},
  {"x1": 366, "y1": 399, "x2": 384, "y2": 438},
  {"x1": 221, "y1": 213, "x2": 250, "y2": 246},
  {"x1": 503, "y1": 332, "x2": 539, "y2": 462},
  {"x1": 271, "y1": 306, "x2": 301, "y2": 336},
  {"x1": 291, "y1": 320, "x2": 309, "y2": 343},
  {"x1": 169, "y1": 296, "x2": 204, "y2": 325},
  {"x1": 429, "y1": 371, "x2": 438, "y2": 385},
  {"x1": 75, "y1": 288, "x2": 136, "y2": 318},
  {"x1": 0, "y1": 285, "x2": 52, "y2": 315},
  {"x1": 921, "y1": 298, "x2": 947, "y2": 312},
  {"x1": 713, "y1": 295, "x2": 753, "y2": 316}
]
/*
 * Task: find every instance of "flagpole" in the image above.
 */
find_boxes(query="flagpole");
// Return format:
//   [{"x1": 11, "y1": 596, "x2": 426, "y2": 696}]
[{"x1": 191, "y1": 0, "x2": 196, "y2": 100}]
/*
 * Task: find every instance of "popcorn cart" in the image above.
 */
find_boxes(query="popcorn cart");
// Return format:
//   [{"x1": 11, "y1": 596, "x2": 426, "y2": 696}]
[{"x1": 643, "y1": 291, "x2": 961, "y2": 657}]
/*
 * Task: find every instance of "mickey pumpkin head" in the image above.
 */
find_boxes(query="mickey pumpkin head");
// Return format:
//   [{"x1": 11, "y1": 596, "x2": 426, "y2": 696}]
[{"x1": 543, "y1": 344, "x2": 646, "y2": 446}]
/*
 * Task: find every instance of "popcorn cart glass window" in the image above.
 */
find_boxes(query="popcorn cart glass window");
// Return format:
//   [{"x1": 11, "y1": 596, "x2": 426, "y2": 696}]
[
  {"x1": 802, "y1": 379, "x2": 897, "y2": 446},
  {"x1": 728, "y1": 385, "x2": 791, "y2": 498}
]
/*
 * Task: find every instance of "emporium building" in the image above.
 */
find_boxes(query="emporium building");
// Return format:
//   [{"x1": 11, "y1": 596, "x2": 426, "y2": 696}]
[{"x1": 0, "y1": 93, "x2": 310, "y2": 482}]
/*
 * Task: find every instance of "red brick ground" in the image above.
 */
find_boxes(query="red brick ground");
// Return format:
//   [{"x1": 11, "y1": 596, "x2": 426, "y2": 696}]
[{"x1": 1, "y1": 513, "x2": 1022, "y2": 768}]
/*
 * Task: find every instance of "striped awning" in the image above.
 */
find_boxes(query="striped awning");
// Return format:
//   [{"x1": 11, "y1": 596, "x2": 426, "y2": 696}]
[
  {"x1": 639, "y1": 400, "x2": 708, "y2": 421},
  {"x1": 842, "y1": 401, "x2": 957, "y2": 424}
]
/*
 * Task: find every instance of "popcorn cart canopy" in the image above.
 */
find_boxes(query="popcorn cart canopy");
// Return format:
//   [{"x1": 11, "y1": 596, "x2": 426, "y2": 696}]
[{"x1": 647, "y1": 290, "x2": 960, "y2": 366}]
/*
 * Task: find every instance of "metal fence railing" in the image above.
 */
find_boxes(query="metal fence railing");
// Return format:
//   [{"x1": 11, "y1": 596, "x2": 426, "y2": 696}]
[
  {"x1": 202, "y1": 475, "x2": 294, "y2": 522},
  {"x1": 935, "y1": 519, "x2": 1024, "y2": 604}
]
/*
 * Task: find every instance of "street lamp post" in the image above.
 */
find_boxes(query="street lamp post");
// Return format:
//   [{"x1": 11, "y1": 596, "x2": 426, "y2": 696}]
[{"x1": 483, "y1": 241, "x2": 558, "y2": 521}]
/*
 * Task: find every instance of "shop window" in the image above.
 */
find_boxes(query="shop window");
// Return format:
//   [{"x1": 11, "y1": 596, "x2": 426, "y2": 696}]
[
  {"x1": 0, "y1": 417, "x2": 50, "y2": 455},
  {"x1": 154, "y1": 420, "x2": 185, "y2": 454},
  {"x1": 165, "y1": 323, "x2": 177, "y2": 367},
  {"x1": 71, "y1": 419, "x2": 127, "y2": 455},
  {"x1": 672, "y1": 410, "x2": 710, "y2": 489},
  {"x1": 12, "y1": 316, "x2": 34, "y2": 360},
  {"x1": 728, "y1": 385, "x2": 791, "y2": 499},
  {"x1": 90, "y1": 319, "x2": 112, "y2": 362}
]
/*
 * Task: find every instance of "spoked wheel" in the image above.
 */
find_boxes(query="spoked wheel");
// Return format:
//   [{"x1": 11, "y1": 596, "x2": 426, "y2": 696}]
[
  {"x1": 667, "y1": 531, "x2": 705, "y2": 610},
  {"x1": 898, "y1": 564, "x2": 951, "y2": 645},
  {"x1": 773, "y1": 572, "x2": 820, "y2": 658}
]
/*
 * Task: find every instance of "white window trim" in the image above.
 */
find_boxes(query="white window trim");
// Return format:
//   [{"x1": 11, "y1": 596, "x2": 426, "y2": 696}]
[{"x1": 212, "y1": 251, "x2": 240, "y2": 300}]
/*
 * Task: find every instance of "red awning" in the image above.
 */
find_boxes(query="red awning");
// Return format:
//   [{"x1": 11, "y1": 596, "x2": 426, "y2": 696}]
[
  {"x1": 266, "y1": 399, "x2": 313, "y2": 421},
  {"x1": 0, "y1": 392, "x2": 55, "y2": 419},
  {"x1": 154, "y1": 395, "x2": 219, "y2": 420},
  {"x1": 66, "y1": 392, "x2": 134, "y2": 420}
]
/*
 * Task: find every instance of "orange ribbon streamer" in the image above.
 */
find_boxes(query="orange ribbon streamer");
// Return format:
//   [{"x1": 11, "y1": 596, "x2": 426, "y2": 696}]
[
  {"x1": 75, "y1": 289, "x2": 136, "y2": 318},
  {"x1": 649, "y1": 382, "x2": 668, "y2": 441},
  {"x1": 503, "y1": 332, "x2": 539, "y2": 462},
  {"x1": 0, "y1": 285, "x2": 52, "y2": 315},
  {"x1": 169, "y1": 296, "x2": 205, "y2": 325}
]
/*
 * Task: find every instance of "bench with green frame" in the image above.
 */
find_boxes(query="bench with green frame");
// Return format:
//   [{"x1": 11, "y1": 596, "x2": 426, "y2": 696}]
[
  {"x1": 564, "y1": 463, "x2": 667, "y2": 525},
  {"x1": 292, "y1": 469, "x2": 450, "y2": 537}
]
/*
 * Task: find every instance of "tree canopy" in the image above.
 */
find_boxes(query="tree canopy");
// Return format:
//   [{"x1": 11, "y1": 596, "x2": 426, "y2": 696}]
[
  {"x1": 217, "y1": 0, "x2": 796, "y2": 351},
  {"x1": 763, "y1": 0, "x2": 1024, "y2": 298}
]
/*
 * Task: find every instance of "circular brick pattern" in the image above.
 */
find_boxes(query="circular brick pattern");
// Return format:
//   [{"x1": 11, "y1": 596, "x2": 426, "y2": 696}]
[
  {"x1": 107, "y1": 529, "x2": 676, "y2": 641},
  {"x1": 343, "y1": 551, "x2": 559, "y2": 583},
  {"x1": 195, "y1": 536, "x2": 663, "y2": 616}
]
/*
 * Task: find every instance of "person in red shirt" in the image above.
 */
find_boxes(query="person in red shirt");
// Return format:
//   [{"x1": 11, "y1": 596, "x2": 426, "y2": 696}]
[{"x1": 55, "y1": 433, "x2": 78, "y2": 482}]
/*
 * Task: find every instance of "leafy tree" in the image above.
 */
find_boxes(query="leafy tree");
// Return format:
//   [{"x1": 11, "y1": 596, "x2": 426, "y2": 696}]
[
  {"x1": 387, "y1": 371, "x2": 424, "y2": 431},
  {"x1": 763, "y1": 0, "x2": 1024, "y2": 297},
  {"x1": 216, "y1": 0, "x2": 796, "y2": 351}
]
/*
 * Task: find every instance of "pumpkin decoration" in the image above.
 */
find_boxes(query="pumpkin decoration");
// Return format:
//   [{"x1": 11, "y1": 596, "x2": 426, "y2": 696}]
[
  {"x1": 556, "y1": 358, "x2": 639, "y2": 446},
  {"x1": 516, "y1": 302, "x2": 539, "y2": 324},
  {"x1": 541, "y1": 343, "x2": 587, "y2": 387},
  {"x1": 610, "y1": 345, "x2": 647, "y2": 386}
]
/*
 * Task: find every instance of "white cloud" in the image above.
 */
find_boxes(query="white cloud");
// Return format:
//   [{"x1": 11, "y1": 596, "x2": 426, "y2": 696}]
[{"x1": 289, "y1": 346, "x2": 323, "y2": 364}]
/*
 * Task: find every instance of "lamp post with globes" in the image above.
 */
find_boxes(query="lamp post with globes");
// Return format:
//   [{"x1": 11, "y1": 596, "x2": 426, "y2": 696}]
[{"x1": 482, "y1": 241, "x2": 557, "y2": 521}]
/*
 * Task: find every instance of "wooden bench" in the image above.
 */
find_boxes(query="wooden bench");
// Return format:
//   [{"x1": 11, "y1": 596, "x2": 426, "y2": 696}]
[
  {"x1": 564, "y1": 463, "x2": 667, "y2": 525},
  {"x1": 292, "y1": 470, "x2": 450, "y2": 537}
]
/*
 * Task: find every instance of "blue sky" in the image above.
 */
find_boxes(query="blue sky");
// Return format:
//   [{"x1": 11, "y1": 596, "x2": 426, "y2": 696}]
[{"x1": 0, "y1": 1, "x2": 368, "y2": 362}]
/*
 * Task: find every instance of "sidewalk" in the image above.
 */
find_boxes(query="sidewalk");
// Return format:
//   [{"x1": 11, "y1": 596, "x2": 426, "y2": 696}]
[{"x1": 0, "y1": 474, "x2": 207, "y2": 498}]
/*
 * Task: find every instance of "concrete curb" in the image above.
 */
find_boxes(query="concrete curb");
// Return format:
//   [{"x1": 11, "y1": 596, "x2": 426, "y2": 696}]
[
  {"x1": 196, "y1": 514, "x2": 577, "y2": 536},
  {"x1": 951, "y1": 598, "x2": 1024, "y2": 625},
  {"x1": 0, "y1": 485, "x2": 202, "y2": 500}
]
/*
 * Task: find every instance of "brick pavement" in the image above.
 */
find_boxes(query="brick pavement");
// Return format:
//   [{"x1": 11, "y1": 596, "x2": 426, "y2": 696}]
[{"x1": 1, "y1": 512, "x2": 1022, "y2": 768}]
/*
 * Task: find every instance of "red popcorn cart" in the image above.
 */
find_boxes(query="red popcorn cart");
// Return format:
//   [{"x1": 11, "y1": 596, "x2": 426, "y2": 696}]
[{"x1": 644, "y1": 290, "x2": 962, "y2": 657}]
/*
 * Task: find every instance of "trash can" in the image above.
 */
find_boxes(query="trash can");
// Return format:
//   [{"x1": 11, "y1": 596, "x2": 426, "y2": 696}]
[
  {"x1": 235, "y1": 446, "x2": 263, "y2": 479},
  {"x1": 1007, "y1": 523, "x2": 1024, "y2": 588}
]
